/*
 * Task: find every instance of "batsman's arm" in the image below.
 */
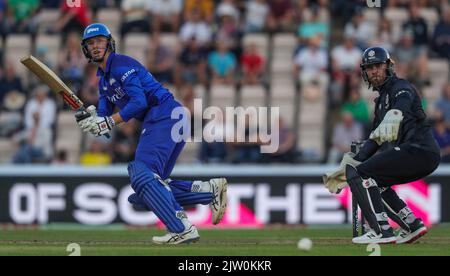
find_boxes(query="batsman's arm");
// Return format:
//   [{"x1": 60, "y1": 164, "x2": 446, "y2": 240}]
[{"x1": 111, "y1": 113, "x2": 124, "y2": 125}]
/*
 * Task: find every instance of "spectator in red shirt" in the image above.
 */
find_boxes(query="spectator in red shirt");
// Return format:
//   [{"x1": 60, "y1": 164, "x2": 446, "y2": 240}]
[
  {"x1": 51, "y1": 0, "x2": 91, "y2": 37},
  {"x1": 240, "y1": 43, "x2": 265, "y2": 85}
]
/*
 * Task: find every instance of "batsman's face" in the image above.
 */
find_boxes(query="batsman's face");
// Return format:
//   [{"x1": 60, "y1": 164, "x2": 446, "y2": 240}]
[
  {"x1": 365, "y1": 63, "x2": 387, "y2": 87},
  {"x1": 86, "y1": 36, "x2": 108, "y2": 60}
]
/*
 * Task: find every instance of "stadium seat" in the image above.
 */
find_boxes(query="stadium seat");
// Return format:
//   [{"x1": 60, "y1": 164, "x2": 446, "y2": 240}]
[
  {"x1": 209, "y1": 85, "x2": 236, "y2": 109},
  {"x1": 39, "y1": 9, "x2": 60, "y2": 33},
  {"x1": 298, "y1": 85, "x2": 326, "y2": 160},
  {"x1": 240, "y1": 85, "x2": 266, "y2": 108},
  {"x1": 385, "y1": 8, "x2": 409, "y2": 38},
  {"x1": 97, "y1": 9, "x2": 121, "y2": 34},
  {"x1": 123, "y1": 34, "x2": 150, "y2": 64},
  {"x1": 423, "y1": 85, "x2": 440, "y2": 116},
  {"x1": 160, "y1": 33, "x2": 181, "y2": 54},
  {"x1": 5, "y1": 35, "x2": 32, "y2": 80},
  {"x1": 298, "y1": 125, "x2": 324, "y2": 161},
  {"x1": 271, "y1": 71, "x2": 295, "y2": 89},
  {"x1": 36, "y1": 35, "x2": 60, "y2": 69},
  {"x1": 271, "y1": 33, "x2": 297, "y2": 76},
  {"x1": 363, "y1": 9, "x2": 380, "y2": 24},
  {"x1": 55, "y1": 111, "x2": 82, "y2": 163},
  {"x1": 270, "y1": 83, "x2": 296, "y2": 127},
  {"x1": 194, "y1": 85, "x2": 206, "y2": 99},
  {"x1": 429, "y1": 59, "x2": 449, "y2": 88},
  {"x1": 0, "y1": 138, "x2": 17, "y2": 163},
  {"x1": 384, "y1": 8, "x2": 409, "y2": 24}
]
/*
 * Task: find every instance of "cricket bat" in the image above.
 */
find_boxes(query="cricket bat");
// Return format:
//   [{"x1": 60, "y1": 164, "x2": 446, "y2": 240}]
[{"x1": 20, "y1": 55, "x2": 110, "y2": 138}]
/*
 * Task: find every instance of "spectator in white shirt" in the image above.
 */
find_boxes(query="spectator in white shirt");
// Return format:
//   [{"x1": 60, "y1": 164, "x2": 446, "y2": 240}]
[
  {"x1": 294, "y1": 35, "x2": 329, "y2": 90},
  {"x1": 180, "y1": 9, "x2": 213, "y2": 48},
  {"x1": 120, "y1": 0, "x2": 152, "y2": 38},
  {"x1": 330, "y1": 35, "x2": 362, "y2": 105},
  {"x1": 24, "y1": 85, "x2": 57, "y2": 131},
  {"x1": 344, "y1": 10, "x2": 375, "y2": 50},
  {"x1": 216, "y1": 0, "x2": 240, "y2": 23},
  {"x1": 12, "y1": 112, "x2": 54, "y2": 163},
  {"x1": 149, "y1": 0, "x2": 183, "y2": 33},
  {"x1": 244, "y1": 0, "x2": 269, "y2": 33}
]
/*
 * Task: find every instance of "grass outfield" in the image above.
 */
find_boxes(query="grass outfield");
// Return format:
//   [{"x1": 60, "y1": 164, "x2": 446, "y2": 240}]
[{"x1": 1, "y1": 225, "x2": 449, "y2": 256}]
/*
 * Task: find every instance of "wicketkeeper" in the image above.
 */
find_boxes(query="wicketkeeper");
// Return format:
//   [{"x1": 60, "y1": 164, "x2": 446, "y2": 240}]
[
  {"x1": 323, "y1": 47, "x2": 440, "y2": 244},
  {"x1": 75, "y1": 23, "x2": 228, "y2": 244}
]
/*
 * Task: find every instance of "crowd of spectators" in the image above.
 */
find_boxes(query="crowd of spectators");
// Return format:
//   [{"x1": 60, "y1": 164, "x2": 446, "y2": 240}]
[{"x1": 1, "y1": 0, "x2": 450, "y2": 165}]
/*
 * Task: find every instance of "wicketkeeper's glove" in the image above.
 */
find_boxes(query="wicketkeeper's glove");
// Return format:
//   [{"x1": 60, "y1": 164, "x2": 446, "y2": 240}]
[
  {"x1": 323, "y1": 152, "x2": 361, "y2": 194},
  {"x1": 370, "y1": 109, "x2": 403, "y2": 145}
]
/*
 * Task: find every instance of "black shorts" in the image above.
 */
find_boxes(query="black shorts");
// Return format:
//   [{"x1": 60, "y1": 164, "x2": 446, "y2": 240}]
[{"x1": 356, "y1": 144, "x2": 441, "y2": 187}]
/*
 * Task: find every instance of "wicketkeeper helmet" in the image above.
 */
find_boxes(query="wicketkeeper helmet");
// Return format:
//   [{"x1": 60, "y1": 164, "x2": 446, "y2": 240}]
[{"x1": 360, "y1": 46, "x2": 395, "y2": 88}]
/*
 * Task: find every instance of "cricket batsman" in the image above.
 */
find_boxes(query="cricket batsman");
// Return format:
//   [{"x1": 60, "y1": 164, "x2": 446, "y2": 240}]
[
  {"x1": 323, "y1": 47, "x2": 440, "y2": 244},
  {"x1": 75, "y1": 23, "x2": 227, "y2": 244}
]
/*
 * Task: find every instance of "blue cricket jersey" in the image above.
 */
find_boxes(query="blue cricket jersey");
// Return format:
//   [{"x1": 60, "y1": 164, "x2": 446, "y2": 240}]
[{"x1": 96, "y1": 52, "x2": 173, "y2": 122}]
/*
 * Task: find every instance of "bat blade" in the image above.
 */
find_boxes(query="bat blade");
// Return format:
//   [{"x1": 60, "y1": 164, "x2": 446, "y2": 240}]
[{"x1": 20, "y1": 55, "x2": 84, "y2": 110}]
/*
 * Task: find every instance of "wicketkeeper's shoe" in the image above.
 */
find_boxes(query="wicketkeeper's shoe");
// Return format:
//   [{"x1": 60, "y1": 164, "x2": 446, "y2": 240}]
[
  {"x1": 152, "y1": 225, "x2": 200, "y2": 245},
  {"x1": 352, "y1": 229, "x2": 397, "y2": 244},
  {"x1": 396, "y1": 219, "x2": 428, "y2": 244},
  {"x1": 209, "y1": 178, "x2": 228, "y2": 225}
]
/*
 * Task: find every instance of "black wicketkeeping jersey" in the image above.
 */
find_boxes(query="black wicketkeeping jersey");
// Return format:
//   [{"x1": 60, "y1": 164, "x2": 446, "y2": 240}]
[{"x1": 372, "y1": 75, "x2": 440, "y2": 154}]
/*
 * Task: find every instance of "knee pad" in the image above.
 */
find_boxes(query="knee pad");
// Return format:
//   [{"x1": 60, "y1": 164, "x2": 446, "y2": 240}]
[
  {"x1": 128, "y1": 161, "x2": 151, "y2": 194},
  {"x1": 128, "y1": 161, "x2": 168, "y2": 194}
]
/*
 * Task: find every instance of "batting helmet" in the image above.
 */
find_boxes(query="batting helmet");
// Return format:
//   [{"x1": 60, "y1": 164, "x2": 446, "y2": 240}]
[{"x1": 81, "y1": 23, "x2": 116, "y2": 62}]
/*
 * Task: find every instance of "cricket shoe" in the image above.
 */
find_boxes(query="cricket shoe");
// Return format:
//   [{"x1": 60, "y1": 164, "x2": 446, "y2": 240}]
[
  {"x1": 209, "y1": 178, "x2": 228, "y2": 225},
  {"x1": 152, "y1": 225, "x2": 200, "y2": 245},
  {"x1": 396, "y1": 219, "x2": 428, "y2": 244},
  {"x1": 352, "y1": 229, "x2": 397, "y2": 244}
]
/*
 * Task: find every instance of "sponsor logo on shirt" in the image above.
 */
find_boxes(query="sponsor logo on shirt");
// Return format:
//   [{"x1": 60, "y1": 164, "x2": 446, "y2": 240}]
[
  {"x1": 121, "y1": 69, "x2": 136, "y2": 82},
  {"x1": 107, "y1": 87, "x2": 126, "y2": 103}
]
